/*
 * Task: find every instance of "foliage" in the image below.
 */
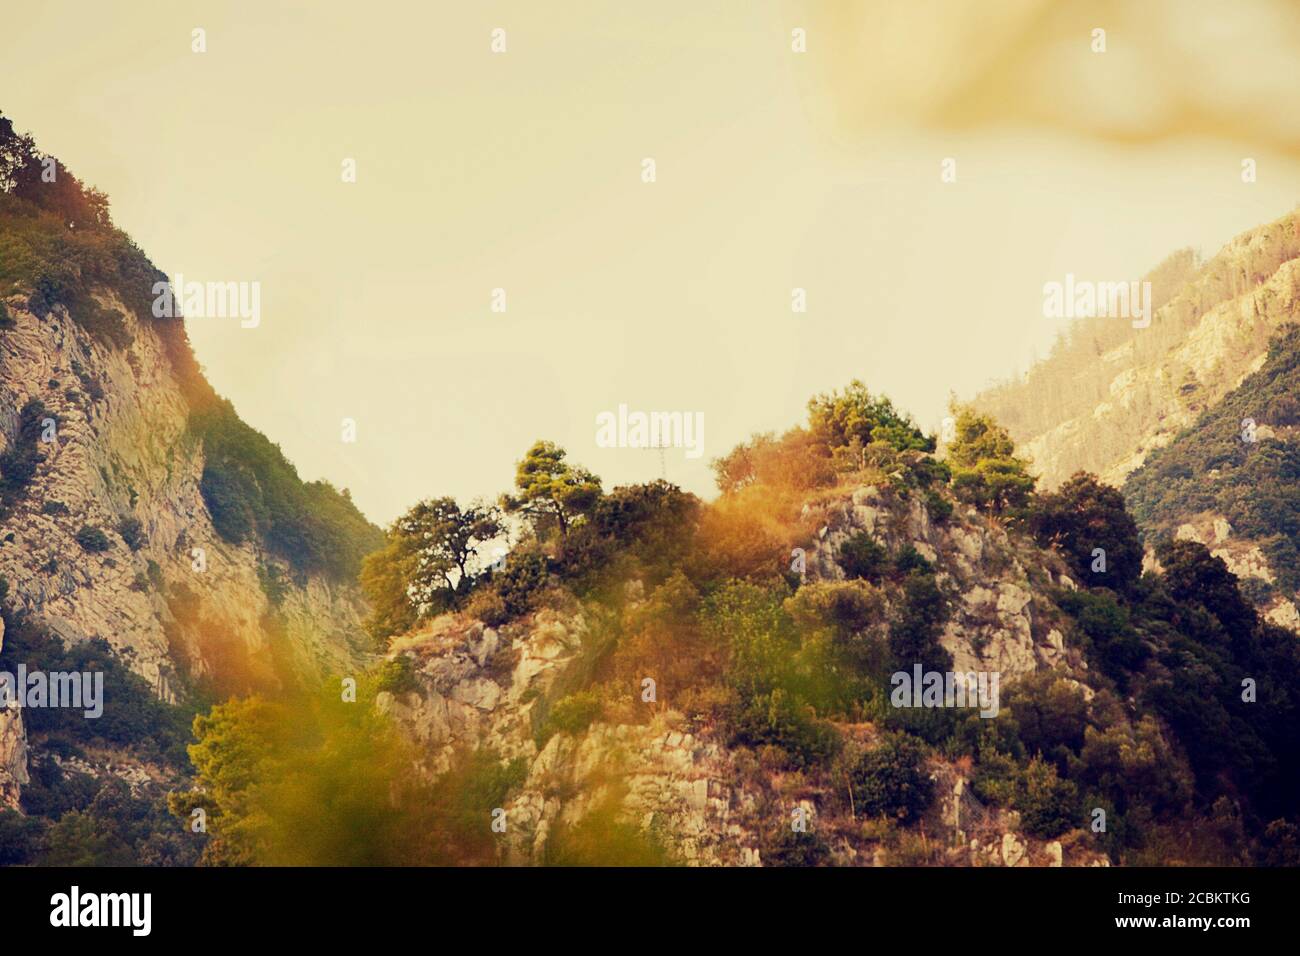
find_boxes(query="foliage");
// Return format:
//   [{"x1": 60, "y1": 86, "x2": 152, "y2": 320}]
[
  {"x1": 848, "y1": 732, "x2": 933, "y2": 823},
  {"x1": 501, "y1": 440, "x2": 602, "y2": 541},
  {"x1": 116, "y1": 516, "x2": 145, "y2": 551},
  {"x1": 192, "y1": 400, "x2": 382, "y2": 581},
  {"x1": 0, "y1": 400, "x2": 50, "y2": 513},
  {"x1": 1126, "y1": 324, "x2": 1300, "y2": 593},
  {"x1": 1031, "y1": 472, "x2": 1143, "y2": 593},
  {"x1": 74, "y1": 524, "x2": 110, "y2": 552},
  {"x1": 538, "y1": 689, "x2": 604, "y2": 742},
  {"x1": 807, "y1": 380, "x2": 934, "y2": 455},
  {"x1": 0, "y1": 601, "x2": 195, "y2": 766},
  {"x1": 945, "y1": 404, "x2": 1035, "y2": 514}
]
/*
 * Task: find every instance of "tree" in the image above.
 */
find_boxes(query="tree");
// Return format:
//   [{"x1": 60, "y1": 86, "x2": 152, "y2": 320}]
[
  {"x1": 359, "y1": 536, "x2": 420, "y2": 643},
  {"x1": 1031, "y1": 472, "x2": 1143, "y2": 593},
  {"x1": 501, "y1": 441, "x2": 601, "y2": 541},
  {"x1": 849, "y1": 732, "x2": 934, "y2": 822},
  {"x1": 807, "y1": 380, "x2": 933, "y2": 454},
  {"x1": 945, "y1": 405, "x2": 1035, "y2": 514},
  {"x1": 399, "y1": 497, "x2": 503, "y2": 609},
  {"x1": 0, "y1": 111, "x2": 111, "y2": 229}
]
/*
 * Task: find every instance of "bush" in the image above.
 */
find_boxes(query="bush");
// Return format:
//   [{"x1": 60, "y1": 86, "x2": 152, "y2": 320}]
[
  {"x1": 74, "y1": 525, "x2": 110, "y2": 552},
  {"x1": 40, "y1": 500, "x2": 69, "y2": 516},
  {"x1": 728, "y1": 689, "x2": 842, "y2": 770},
  {"x1": 192, "y1": 401, "x2": 382, "y2": 581},
  {"x1": 464, "y1": 587, "x2": 509, "y2": 627},
  {"x1": 0, "y1": 808, "x2": 45, "y2": 865},
  {"x1": 374, "y1": 656, "x2": 420, "y2": 697},
  {"x1": 117, "y1": 516, "x2": 145, "y2": 551},
  {"x1": 1018, "y1": 757, "x2": 1079, "y2": 838},
  {"x1": 540, "y1": 689, "x2": 603, "y2": 742},
  {"x1": 839, "y1": 531, "x2": 888, "y2": 582},
  {"x1": 761, "y1": 821, "x2": 830, "y2": 866},
  {"x1": 0, "y1": 401, "x2": 50, "y2": 511},
  {"x1": 848, "y1": 732, "x2": 933, "y2": 823},
  {"x1": 495, "y1": 551, "x2": 549, "y2": 618}
]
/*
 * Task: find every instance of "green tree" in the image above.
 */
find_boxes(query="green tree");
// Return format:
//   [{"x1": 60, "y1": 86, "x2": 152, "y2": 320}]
[
  {"x1": 501, "y1": 440, "x2": 601, "y2": 541},
  {"x1": 945, "y1": 405, "x2": 1035, "y2": 514},
  {"x1": 807, "y1": 380, "x2": 933, "y2": 454},
  {"x1": 1031, "y1": 472, "x2": 1143, "y2": 593},
  {"x1": 395, "y1": 497, "x2": 503, "y2": 610}
]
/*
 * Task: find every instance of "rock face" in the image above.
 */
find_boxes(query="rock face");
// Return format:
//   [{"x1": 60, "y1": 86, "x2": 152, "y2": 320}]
[
  {"x1": 378, "y1": 610, "x2": 763, "y2": 865},
  {"x1": 0, "y1": 291, "x2": 370, "y2": 808},
  {"x1": 972, "y1": 211, "x2": 1300, "y2": 623},
  {"x1": 381, "y1": 482, "x2": 1099, "y2": 866},
  {"x1": 802, "y1": 485, "x2": 1083, "y2": 677},
  {"x1": 0, "y1": 615, "x2": 30, "y2": 808},
  {"x1": 975, "y1": 212, "x2": 1300, "y2": 491}
]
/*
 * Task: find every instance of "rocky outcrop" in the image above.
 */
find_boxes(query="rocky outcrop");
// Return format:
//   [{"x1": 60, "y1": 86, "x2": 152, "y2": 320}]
[
  {"x1": 380, "y1": 481, "x2": 1095, "y2": 865},
  {"x1": 802, "y1": 484, "x2": 1084, "y2": 677},
  {"x1": 975, "y1": 212, "x2": 1300, "y2": 491},
  {"x1": 0, "y1": 291, "x2": 371, "y2": 808}
]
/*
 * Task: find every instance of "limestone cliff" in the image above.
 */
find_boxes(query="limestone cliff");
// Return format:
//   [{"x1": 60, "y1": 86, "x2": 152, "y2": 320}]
[
  {"x1": 972, "y1": 210, "x2": 1300, "y2": 627},
  {"x1": 0, "y1": 287, "x2": 372, "y2": 809},
  {"x1": 379, "y1": 481, "x2": 1109, "y2": 866}
]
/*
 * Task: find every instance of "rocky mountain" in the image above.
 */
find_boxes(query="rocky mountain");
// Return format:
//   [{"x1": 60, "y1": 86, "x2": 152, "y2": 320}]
[
  {"x1": 373, "y1": 477, "x2": 1113, "y2": 866},
  {"x1": 0, "y1": 116, "x2": 380, "y2": 816},
  {"x1": 972, "y1": 209, "x2": 1300, "y2": 628}
]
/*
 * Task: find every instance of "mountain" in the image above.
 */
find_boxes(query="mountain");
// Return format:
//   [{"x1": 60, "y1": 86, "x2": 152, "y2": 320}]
[
  {"x1": 3, "y1": 113, "x2": 1297, "y2": 868},
  {"x1": 167, "y1": 385, "x2": 1300, "y2": 867},
  {"x1": 0, "y1": 114, "x2": 381, "y2": 822},
  {"x1": 972, "y1": 210, "x2": 1300, "y2": 629}
]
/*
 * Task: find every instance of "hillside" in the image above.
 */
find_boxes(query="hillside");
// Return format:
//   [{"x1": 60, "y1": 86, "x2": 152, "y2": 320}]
[
  {"x1": 163, "y1": 386, "x2": 1300, "y2": 867},
  {"x1": 972, "y1": 210, "x2": 1300, "y2": 628},
  {"x1": 974, "y1": 211, "x2": 1300, "y2": 489},
  {"x1": 0, "y1": 114, "x2": 381, "y2": 829}
]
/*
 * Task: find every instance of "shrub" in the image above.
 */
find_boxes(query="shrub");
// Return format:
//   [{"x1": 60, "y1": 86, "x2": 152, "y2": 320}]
[
  {"x1": 761, "y1": 821, "x2": 830, "y2": 866},
  {"x1": 839, "y1": 530, "x2": 888, "y2": 582},
  {"x1": 0, "y1": 808, "x2": 45, "y2": 865},
  {"x1": 1018, "y1": 757, "x2": 1079, "y2": 838},
  {"x1": 464, "y1": 587, "x2": 509, "y2": 627},
  {"x1": 849, "y1": 732, "x2": 933, "y2": 823},
  {"x1": 117, "y1": 516, "x2": 145, "y2": 550},
  {"x1": 374, "y1": 656, "x2": 420, "y2": 697},
  {"x1": 0, "y1": 401, "x2": 50, "y2": 511},
  {"x1": 495, "y1": 551, "x2": 549, "y2": 618},
  {"x1": 728, "y1": 689, "x2": 841, "y2": 770},
  {"x1": 74, "y1": 525, "x2": 110, "y2": 552},
  {"x1": 540, "y1": 689, "x2": 603, "y2": 742},
  {"x1": 924, "y1": 488, "x2": 953, "y2": 523},
  {"x1": 40, "y1": 500, "x2": 68, "y2": 516}
]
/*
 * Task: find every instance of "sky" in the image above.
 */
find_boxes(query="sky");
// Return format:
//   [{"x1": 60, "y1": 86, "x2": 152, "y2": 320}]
[{"x1": 4, "y1": 0, "x2": 1300, "y2": 525}]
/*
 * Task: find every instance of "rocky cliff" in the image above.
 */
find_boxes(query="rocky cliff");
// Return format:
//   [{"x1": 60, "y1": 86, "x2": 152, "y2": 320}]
[
  {"x1": 0, "y1": 290, "x2": 372, "y2": 810},
  {"x1": 378, "y1": 480, "x2": 1111, "y2": 866},
  {"x1": 972, "y1": 210, "x2": 1300, "y2": 628}
]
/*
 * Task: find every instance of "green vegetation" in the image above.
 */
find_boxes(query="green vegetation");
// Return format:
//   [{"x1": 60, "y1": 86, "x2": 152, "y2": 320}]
[
  {"x1": 1126, "y1": 324, "x2": 1300, "y2": 593},
  {"x1": 945, "y1": 404, "x2": 1035, "y2": 515},
  {"x1": 0, "y1": 400, "x2": 50, "y2": 513},
  {"x1": 192, "y1": 400, "x2": 381, "y2": 581},
  {"x1": 847, "y1": 732, "x2": 933, "y2": 823},
  {"x1": 74, "y1": 524, "x2": 110, "y2": 552}
]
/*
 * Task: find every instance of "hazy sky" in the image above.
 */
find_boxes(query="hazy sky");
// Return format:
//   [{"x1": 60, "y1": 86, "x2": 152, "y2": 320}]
[{"x1": 5, "y1": 0, "x2": 1300, "y2": 524}]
